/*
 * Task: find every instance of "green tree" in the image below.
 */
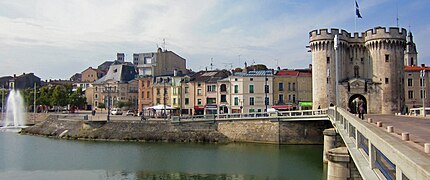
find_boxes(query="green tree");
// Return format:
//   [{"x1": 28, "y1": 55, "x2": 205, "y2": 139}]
[
  {"x1": 68, "y1": 86, "x2": 86, "y2": 108},
  {"x1": 117, "y1": 101, "x2": 132, "y2": 108},
  {"x1": 97, "y1": 102, "x2": 105, "y2": 109},
  {"x1": 51, "y1": 85, "x2": 68, "y2": 107},
  {"x1": 37, "y1": 86, "x2": 52, "y2": 106}
]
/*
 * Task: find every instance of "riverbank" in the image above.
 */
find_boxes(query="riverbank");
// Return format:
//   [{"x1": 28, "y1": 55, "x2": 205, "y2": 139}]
[{"x1": 20, "y1": 115, "x2": 229, "y2": 143}]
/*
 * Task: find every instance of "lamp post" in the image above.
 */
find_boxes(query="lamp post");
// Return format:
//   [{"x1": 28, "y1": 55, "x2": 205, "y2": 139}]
[
  {"x1": 334, "y1": 34, "x2": 339, "y2": 107},
  {"x1": 105, "y1": 85, "x2": 111, "y2": 122},
  {"x1": 421, "y1": 69, "x2": 426, "y2": 117}
]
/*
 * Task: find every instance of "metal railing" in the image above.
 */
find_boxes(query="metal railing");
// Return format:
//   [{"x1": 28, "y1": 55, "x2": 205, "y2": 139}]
[{"x1": 328, "y1": 107, "x2": 430, "y2": 180}]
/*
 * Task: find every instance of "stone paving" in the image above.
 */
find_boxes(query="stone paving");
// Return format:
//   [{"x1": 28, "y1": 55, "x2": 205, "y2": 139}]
[{"x1": 366, "y1": 114, "x2": 430, "y2": 147}]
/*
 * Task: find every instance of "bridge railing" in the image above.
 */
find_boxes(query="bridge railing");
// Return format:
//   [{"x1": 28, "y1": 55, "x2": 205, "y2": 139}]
[
  {"x1": 328, "y1": 107, "x2": 430, "y2": 180},
  {"x1": 173, "y1": 109, "x2": 328, "y2": 122}
]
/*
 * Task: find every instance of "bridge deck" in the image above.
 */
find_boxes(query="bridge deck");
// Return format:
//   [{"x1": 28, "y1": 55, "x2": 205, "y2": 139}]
[{"x1": 366, "y1": 114, "x2": 430, "y2": 147}]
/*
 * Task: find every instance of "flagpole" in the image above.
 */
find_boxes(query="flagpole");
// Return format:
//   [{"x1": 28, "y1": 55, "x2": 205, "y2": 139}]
[{"x1": 354, "y1": 0, "x2": 357, "y2": 32}]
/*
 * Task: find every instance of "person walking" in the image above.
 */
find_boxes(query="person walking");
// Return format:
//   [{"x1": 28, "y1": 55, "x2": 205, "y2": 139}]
[{"x1": 357, "y1": 98, "x2": 364, "y2": 120}]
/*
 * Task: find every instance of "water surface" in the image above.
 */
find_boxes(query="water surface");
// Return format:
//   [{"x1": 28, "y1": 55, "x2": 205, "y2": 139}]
[{"x1": 0, "y1": 132, "x2": 325, "y2": 179}]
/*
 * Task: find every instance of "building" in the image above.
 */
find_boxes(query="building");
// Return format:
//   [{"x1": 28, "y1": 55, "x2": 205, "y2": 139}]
[
  {"x1": 69, "y1": 73, "x2": 82, "y2": 82},
  {"x1": 92, "y1": 64, "x2": 138, "y2": 110},
  {"x1": 7, "y1": 73, "x2": 41, "y2": 90},
  {"x1": 137, "y1": 76, "x2": 153, "y2": 113},
  {"x1": 310, "y1": 27, "x2": 407, "y2": 114},
  {"x1": 404, "y1": 65, "x2": 430, "y2": 109},
  {"x1": 274, "y1": 69, "x2": 312, "y2": 110},
  {"x1": 228, "y1": 70, "x2": 273, "y2": 114},
  {"x1": 81, "y1": 67, "x2": 106, "y2": 82},
  {"x1": 181, "y1": 70, "x2": 230, "y2": 115},
  {"x1": 136, "y1": 48, "x2": 187, "y2": 77}
]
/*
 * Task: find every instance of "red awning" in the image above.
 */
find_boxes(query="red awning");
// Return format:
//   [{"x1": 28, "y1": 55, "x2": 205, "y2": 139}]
[
  {"x1": 194, "y1": 106, "x2": 204, "y2": 110},
  {"x1": 272, "y1": 105, "x2": 293, "y2": 109}
]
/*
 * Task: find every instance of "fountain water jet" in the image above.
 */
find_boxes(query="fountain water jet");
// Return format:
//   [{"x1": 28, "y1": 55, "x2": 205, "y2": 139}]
[{"x1": 3, "y1": 90, "x2": 26, "y2": 128}]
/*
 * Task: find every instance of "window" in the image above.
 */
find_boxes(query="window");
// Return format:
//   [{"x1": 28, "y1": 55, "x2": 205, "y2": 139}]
[
  {"x1": 197, "y1": 83, "x2": 201, "y2": 87},
  {"x1": 173, "y1": 98, "x2": 177, "y2": 105},
  {"x1": 207, "y1": 98, "x2": 216, "y2": 104},
  {"x1": 288, "y1": 94, "x2": 292, "y2": 101},
  {"x1": 197, "y1": 89, "x2": 202, "y2": 95},
  {"x1": 221, "y1": 95, "x2": 227, "y2": 102},
  {"x1": 249, "y1": 97, "x2": 255, "y2": 106},
  {"x1": 292, "y1": 83, "x2": 296, "y2": 91},
  {"x1": 95, "y1": 87, "x2": 98, "y2": 92},
  {"x1": 164, "y1": 88, "x2": 168, "y2": 95},
  {"x1": 411, "y1": 57, "x2": 414, "y2": 66},
  {"x1": 156, "y1": 98, "x2": 160, "y2": 104},
  {"x1": 361, "y1": 58, "x2": 364, "y2": 62},
  {"x1": 185, "y1": 98, "x2": 189, "y2": 105},
  {"x1": 265, "y1": 85, "x2": 269, "y2": 93},
  {"x1": 250, "y1": 78, "x2": 253, "y2": 81},
  {"x1": 354, "y1": 66, "x2": 359, "y2": 78},
  {"x1": 408, "y1": 79, "x2": 413, "y2": 86},
  {"x1": 421, "y1": 90, "x2": 426, "y2": 99},
  {"x1": 249, "y1": 85, "x2": 254, "y2": 93},
  {"x1": 385, "y1": 54, "x2": 389, "y2": 62},
  {"x1": 408, "y1": 91, "x2": 413, "y2": 99},
  {"x1": 234, "y1": 78, "x2": 238, "y2": 81},
  {"x1": 420, "y1": 79, "x2": 425, "y2": 87},
  {"x1": 234, "y1": 97, "x2": 239, "y2": 106},
  {"x1": 173, "y1": 88, "x2": 177, "y2": 95},
  {"x1": 185, "y1": 87, "x2": 189, "y2": 93},
  {"x1": 220, "y1": 84, "x2": 227, "y2": 92},
  {"x1": 293, "y1": 94, "x2": 296, "y2": 102},
  {"x1": 385, "y1": 78, "x2": 389, "y2": 84},
  {"x1": 147, "y1": 81, "x2": 150, "y2": 87},
  {"x1": 278, "y1": 82, "x2": 284, "y2": 91},
  {"x1": 197, "y1": 99, "x2": 202, "y2": 105},
  {"x1": 234, "y1": 85, "x2": 239, "y2": 93},
  {"x1": 278, "y1": 94, "x2": 284, "y2": 103},
  {"x1": 265, "y1": 97, "x2": 269, "y2": 105},
  {"x1": 327, "y1": 57, "x2": 330, "y2": 64},
  {"x1": 146, "y1": 91, "x2": 150, "y2": 99},
  {"x1": 249, "y1": 109, "x2": 255, "y2": 113},
  {"x1": 207, "y1": 85, "x2": 216, "y2": 92},
  {"x1": 288, "y1": 83, "x2": 291, "y2": 91}
]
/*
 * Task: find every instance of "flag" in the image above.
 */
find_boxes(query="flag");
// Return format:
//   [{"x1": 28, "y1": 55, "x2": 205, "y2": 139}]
[{"x1": 355, "y1": 0, "x2": 362, "y2": 18}]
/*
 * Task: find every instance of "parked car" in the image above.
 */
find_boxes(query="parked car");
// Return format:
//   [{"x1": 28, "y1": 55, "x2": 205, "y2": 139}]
[
  {"x1": 111, "y1": 108, "x2": 123, "y2": 115},
  {"x1": 126, "y1": 110, "x2": 135, "y2": 116}
]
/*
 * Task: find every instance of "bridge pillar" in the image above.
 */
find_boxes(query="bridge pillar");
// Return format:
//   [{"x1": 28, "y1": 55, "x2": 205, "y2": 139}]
[
  {"x1": 327, "y1": 147, "x2": 350, "y2": 180},
  {"x1": 323, "y1": 128, "x2": 336, "y2": 163}
]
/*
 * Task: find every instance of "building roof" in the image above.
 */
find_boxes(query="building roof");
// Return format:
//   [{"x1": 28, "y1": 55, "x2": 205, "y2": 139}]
[
  {"x1": 190, "y1": 70, "x2": 230, "y2": 83},
  {"x1": 275, "y1": 69, "x2": 312, "y2": 77},
  {"x1": 405, "y1": 66, "x2": 430, "y2": 71},
  {"x1": 233, "y1": 70, "x2": 274, "y2": 77},
  {"x1": 94, "y1": 64, "x2": 137, "y2": 84}
]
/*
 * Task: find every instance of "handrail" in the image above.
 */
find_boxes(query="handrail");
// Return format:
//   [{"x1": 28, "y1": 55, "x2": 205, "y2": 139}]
[{"x1": 328, "y1": 107, "x2": 430, "y2": 180}]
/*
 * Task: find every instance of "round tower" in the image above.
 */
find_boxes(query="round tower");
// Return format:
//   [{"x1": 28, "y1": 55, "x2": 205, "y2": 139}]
[
  {"x1": 309, "y1": 29, "x2": 343, "y2": 109},
  {"x1": 364, "y1": 27, "x2": 407, "y2": 114}
]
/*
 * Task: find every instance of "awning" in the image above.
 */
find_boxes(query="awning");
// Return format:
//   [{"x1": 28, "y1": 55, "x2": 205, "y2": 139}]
[
  {"x1": 299, "y1": 101, "x2": 313, "y2": 107},
  {"x1": 272, "y1": 105, "x2": 293, "y2": 109},
  {"x1": 194, "y1": 106, "x2": 204, "y2": 110},
  {"x1": 205, "y1": 105, "x2": 217, "y2": 109}
]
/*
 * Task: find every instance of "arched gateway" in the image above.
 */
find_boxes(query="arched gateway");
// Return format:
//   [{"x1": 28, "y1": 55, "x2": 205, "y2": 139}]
[{"x1": 348, "y1": 94, "x2": 367, "y2": 114}]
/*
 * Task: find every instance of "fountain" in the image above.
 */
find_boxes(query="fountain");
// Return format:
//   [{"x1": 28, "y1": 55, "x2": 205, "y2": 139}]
[{"x1": 1, "y1": 90, "x2": 27, "y2": 131}]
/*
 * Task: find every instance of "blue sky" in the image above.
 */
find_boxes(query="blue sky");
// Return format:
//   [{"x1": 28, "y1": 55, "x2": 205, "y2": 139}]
[{"x1": 0, "y1": 0, "x2": 429, "y2": 79}]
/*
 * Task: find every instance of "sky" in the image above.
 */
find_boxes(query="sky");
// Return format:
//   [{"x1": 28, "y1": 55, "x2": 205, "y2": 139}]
[{"x1": 0, "y1": 0, "x2": 429, "y2": 80}]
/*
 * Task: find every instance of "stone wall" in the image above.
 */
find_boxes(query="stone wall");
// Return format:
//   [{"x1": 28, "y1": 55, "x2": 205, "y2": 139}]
[
  {"x1": 279, "y1": 120, "x2": 332, "y2": 144},
  {"x1": 217, "y1": 120, "x2": 279, "y2": 143},
  {"x1": 21, "y1": 115, "x2": 228, "y2": 143},
  {"x1": 0, "y1": 112, "x2": 49, "y2": 125}
]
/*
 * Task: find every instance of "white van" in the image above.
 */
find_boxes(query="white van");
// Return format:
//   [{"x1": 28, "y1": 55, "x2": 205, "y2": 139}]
[{"x1": 111, "y1": 108, "x2": 123, "y2": 115}]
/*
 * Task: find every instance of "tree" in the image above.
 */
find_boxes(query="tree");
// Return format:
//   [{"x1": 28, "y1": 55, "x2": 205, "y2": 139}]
[
  {"x1": 247, "y1": 64, "x2": 268, "y2": 71},
  {"x1": 51, "y1": 85, "x2": 68, "y2": 107},
  {"x1": 97, "y1": 102, "x2": 105, "y2": 109},
  {"x1": 117, "y1": 101, "x2": 132, "y2": 109},
  {"x1": 68, "y1": 87, "x2": 86, "y2": 108}
]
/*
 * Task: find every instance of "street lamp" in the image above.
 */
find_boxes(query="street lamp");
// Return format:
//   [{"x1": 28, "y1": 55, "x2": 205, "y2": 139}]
[
  {"x1": 105, "y1": 85, "x2": 112, "y2": 121},
  {"x1": 421, "y1": 69, "x2": 426, "y2": 117}
]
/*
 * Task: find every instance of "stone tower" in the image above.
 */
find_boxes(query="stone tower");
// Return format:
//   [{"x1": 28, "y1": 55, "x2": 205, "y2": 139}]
[
  {"x1": 309, "y1": 27, "x2": 407, "y2": 114},
  {"x1": 404, "y1": 32, "x2": 418, "y2": 66}
]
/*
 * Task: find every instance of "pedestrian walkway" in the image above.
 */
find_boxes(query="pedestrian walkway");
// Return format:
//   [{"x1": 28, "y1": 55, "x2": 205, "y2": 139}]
[{"x1": 366, "y1": 114, "x2": 430, "y2": 147}]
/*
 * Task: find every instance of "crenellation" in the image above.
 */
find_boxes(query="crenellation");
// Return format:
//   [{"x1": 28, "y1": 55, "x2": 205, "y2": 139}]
[{"x1": 310, "y1": 26, "x2": 407, "y2": 114}]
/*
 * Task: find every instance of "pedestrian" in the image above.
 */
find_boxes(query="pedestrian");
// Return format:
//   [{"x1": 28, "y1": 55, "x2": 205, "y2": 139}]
[
  {"x1": 140, "y1": 111, "x2": 146, "y2": 121},
  {"x1": 357, "y1": 98, "x2": 364, "y2": 120},
  {"x1": 92, "y1": 109, "x2": 96, "y2": 116}
]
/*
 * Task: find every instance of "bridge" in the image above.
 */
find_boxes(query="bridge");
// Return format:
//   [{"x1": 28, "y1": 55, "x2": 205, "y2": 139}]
[{"x1": 173, "y1": 108, "x2": 430, "y2": 180}]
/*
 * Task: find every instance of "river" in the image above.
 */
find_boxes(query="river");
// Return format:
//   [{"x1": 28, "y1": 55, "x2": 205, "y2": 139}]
[{"x1": 0, "y1": 132, "x2": 326, "y2": 179}]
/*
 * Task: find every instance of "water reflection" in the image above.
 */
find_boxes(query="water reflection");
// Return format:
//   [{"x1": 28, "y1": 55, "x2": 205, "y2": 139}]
[{"x1": 0, "y1": 132, "x2": 324, "y2": 179}]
